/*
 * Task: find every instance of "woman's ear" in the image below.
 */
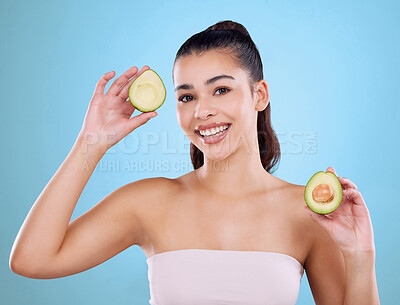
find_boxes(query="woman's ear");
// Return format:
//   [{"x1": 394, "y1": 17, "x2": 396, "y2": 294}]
[{"x1": 254, "y1": 79, "x2": 269, "y2": 111}]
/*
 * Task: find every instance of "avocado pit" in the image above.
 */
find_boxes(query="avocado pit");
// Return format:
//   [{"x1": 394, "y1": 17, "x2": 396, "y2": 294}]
[{"x1": 312, "y1": 183, "x2": 334, "y2": 203}]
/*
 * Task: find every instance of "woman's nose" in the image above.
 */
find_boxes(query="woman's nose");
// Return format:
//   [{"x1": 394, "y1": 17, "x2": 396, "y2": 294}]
[{"x1": 194, "y1": 97, "x2": 217, "y2": 120}]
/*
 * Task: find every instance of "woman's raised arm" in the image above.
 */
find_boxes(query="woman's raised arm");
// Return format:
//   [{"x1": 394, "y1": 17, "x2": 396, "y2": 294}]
[{"x1": 9, "y1": 65, "x2": 158, "y2": 278}]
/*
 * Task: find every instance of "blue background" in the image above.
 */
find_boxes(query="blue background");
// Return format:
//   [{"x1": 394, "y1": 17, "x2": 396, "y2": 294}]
[{"x1": 1, "y1": 0, "x2": 399, "y2": 304}]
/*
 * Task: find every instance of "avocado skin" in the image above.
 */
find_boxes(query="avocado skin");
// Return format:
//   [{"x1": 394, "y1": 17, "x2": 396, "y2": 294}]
[
  {"x1": 128, "y1": 69, "x2": 166, "y2": 112},
  {"x1": 304, "y1": 171, "x2": 343, "y2": 215}
]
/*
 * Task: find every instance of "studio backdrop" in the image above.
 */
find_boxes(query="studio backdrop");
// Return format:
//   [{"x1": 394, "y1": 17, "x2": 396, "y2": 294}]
[{"x1": 1, "y1": 0, "x2": 399, "y2": 304}]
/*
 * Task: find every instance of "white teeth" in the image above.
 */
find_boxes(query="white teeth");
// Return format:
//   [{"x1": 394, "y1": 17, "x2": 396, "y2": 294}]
[{"x1": 199, "y1": 124, "x2": 229, "y2": 137}]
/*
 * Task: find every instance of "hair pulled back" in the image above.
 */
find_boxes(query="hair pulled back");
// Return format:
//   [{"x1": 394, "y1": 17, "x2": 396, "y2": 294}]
[{"x1": 174, "y1": 20, "x2": 281, "y2": 173}]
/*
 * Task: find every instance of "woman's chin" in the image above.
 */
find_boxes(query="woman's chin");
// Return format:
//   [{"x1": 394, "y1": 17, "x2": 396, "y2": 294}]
[
  {"x1": 200, "y1": 148, "x2": 232, "y2": 163},
  {"x1": 190, "y1": 133, "x2": 237, "y2": 162}
]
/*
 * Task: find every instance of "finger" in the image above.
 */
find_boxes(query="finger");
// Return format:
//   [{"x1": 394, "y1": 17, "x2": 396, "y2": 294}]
[
  {"x1": 342, "y1": 188, "x2": 364, "y2": 206},
  {"x1": 338, "y1": 176, "x2": 358, "y2": 190},
  {"x1": 106, "y1": 66, "x2": 139, "y2": 96},
  {"x1": 94, "y1": 71, "x2": 116, "y2": 96},
  {"x1": 326, "y1": 166, "x2": 337, "y2": 176},
  {"x1": 125, "y1": 111, "x2": 158, "y2": 134},
  {"x1": 118, "y1": 65, "x2": 151, "y2": 101}
]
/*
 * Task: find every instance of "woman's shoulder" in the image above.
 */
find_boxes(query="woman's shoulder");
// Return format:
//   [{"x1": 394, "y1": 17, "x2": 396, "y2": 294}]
[
  {"x1": 279, "y1": 180, "x2": 311, "y2": 221},
  {"x1": 274, "y1": 180, "x2": 325, "y2": 263},
  {"x1": 115, "y1": 176, "x2": 182, "y2": 211},
  {"x1": 268, "y1": 175, "x2": 306, "y2": 203},
  {"x1": 120, "y1": 171, "x2": 199, "y2": 199},
  {"x1": 117, "y1": 176, "x2": 182, "y2": 226},
  {"x1": 282, "y1": 180, "x2": 340, "y2": 256},
  {"x1": 124, "y1": 176, "x2": 181, "y2": 191}
]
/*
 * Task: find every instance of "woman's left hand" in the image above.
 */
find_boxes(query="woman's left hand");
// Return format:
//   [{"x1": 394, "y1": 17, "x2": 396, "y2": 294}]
[{"x1": 304, "y1": 167, "x2": 376, "y2": 255}]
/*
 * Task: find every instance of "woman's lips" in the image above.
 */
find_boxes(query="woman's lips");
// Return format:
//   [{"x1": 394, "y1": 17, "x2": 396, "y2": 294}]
[{"x1": 195, "y1": 123, "x2": 231, "y2": 144}]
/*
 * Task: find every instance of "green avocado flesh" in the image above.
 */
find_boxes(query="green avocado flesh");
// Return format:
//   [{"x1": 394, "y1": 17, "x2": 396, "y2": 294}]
[
  {"x1": 128, "y1": 69, "x2": 166, "y2": 112},
  {"x1": 304, "y1": 171, "x2": 343, "y2": 215}
]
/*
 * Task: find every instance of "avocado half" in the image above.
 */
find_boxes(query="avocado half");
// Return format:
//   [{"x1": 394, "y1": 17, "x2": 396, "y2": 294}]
[
  {"x1": 304, "y1": 171, "x2": 343, "y2": 215},
  {"x1": 128, "y1": 69, "x2": 166, "y2": 112}
]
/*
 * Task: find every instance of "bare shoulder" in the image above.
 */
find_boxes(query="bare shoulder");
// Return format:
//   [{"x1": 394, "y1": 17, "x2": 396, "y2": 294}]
[
  {"x1": 287, "y1": 182, "x2": 346, "y2": 303},
  {"x1": 120, "y1": 176, "x2": 182, "y2": 249},
  {"x1": 286, "y1": 182, "x2": 342, "y2": 253},
  {"x1": 21, "y1": 176, "x2": 179, "y2": 279},
  {"x1": 280, "y1": 182, "x2": 317, "y2": 252},
  {"x1": 122, "y1": 176, "x2": 178, "y2": 196},
  {"x1": 284, "y1": 182, "x2": 326, "y2": 249},
  {"x1": 120, "y1": 176, "x2": 180, "y2": 219}
]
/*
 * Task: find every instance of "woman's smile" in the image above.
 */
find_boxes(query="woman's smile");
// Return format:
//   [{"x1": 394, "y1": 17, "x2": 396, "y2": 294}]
[{"x1": 196, "y1": 123, "x2": 232, "y2": 144}]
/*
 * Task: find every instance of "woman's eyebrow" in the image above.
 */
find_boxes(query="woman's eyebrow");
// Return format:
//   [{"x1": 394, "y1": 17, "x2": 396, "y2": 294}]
[{"x1": 174, "y1": 74, "x2": 235, "y2": 92}]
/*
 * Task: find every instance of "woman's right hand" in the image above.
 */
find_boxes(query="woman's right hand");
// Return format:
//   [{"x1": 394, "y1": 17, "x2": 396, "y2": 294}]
[{"x1": 78, "y1": 65, "x2": 158, "y2": 154}]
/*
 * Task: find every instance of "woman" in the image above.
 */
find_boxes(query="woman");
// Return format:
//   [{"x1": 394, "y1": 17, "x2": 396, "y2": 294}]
[{"x1": 10, "y1": 20, "x2": 379, "y2": 304}]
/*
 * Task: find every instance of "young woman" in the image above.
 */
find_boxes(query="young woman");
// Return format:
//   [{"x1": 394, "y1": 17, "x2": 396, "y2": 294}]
[{"x1": 10, "y1": 20, "x2": 379, "y2": 305}]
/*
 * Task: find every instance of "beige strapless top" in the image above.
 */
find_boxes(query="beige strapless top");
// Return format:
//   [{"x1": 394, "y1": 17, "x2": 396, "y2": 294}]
[{"x1": 146, "y1": 248, "x2": 304, "y2": 305}]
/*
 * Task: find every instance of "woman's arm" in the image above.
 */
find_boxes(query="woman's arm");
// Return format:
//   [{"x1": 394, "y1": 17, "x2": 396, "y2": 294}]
[
  {"x1": 342, "y1": 250, "x2": 379, "y2": 305},
  {"x1": 304, "y1": 167, "x2": 380, "y2": 305},
  {"x1": 9, "y1": 136, "x2": 104, "y2": 274},
  {"x1": 9, "y1": 65, "x2": 158, "y2": 275},
  {"x1": 302, "y1": 221, "x2": 345, "y2": 304}
]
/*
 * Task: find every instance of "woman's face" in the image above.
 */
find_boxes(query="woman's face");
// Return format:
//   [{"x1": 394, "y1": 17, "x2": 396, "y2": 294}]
[{"x1": 173, "y1": 49, "x2": 265, "y2": 161}]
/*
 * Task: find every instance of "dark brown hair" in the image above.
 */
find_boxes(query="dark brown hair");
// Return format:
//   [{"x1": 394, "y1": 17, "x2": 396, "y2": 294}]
[{"x1": 174, "y1": 20, "x2": 281, "y2": 173}]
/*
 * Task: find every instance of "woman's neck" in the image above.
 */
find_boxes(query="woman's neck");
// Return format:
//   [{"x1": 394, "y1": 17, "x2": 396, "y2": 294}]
[{"x1": 194, "y1": 145, "x2": 274, "y2": 199}]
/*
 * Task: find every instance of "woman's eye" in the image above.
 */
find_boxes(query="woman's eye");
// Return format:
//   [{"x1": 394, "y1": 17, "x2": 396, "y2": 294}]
[
  {"x1": 178, "y1": 87, "x2": 230, "y2": 103},
  {"x1": 178, "y1": 95, "x2": 194, "y2": 102},
  {"x1": 215, "y1": 87, "x2": 230, "y2": 95}
]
